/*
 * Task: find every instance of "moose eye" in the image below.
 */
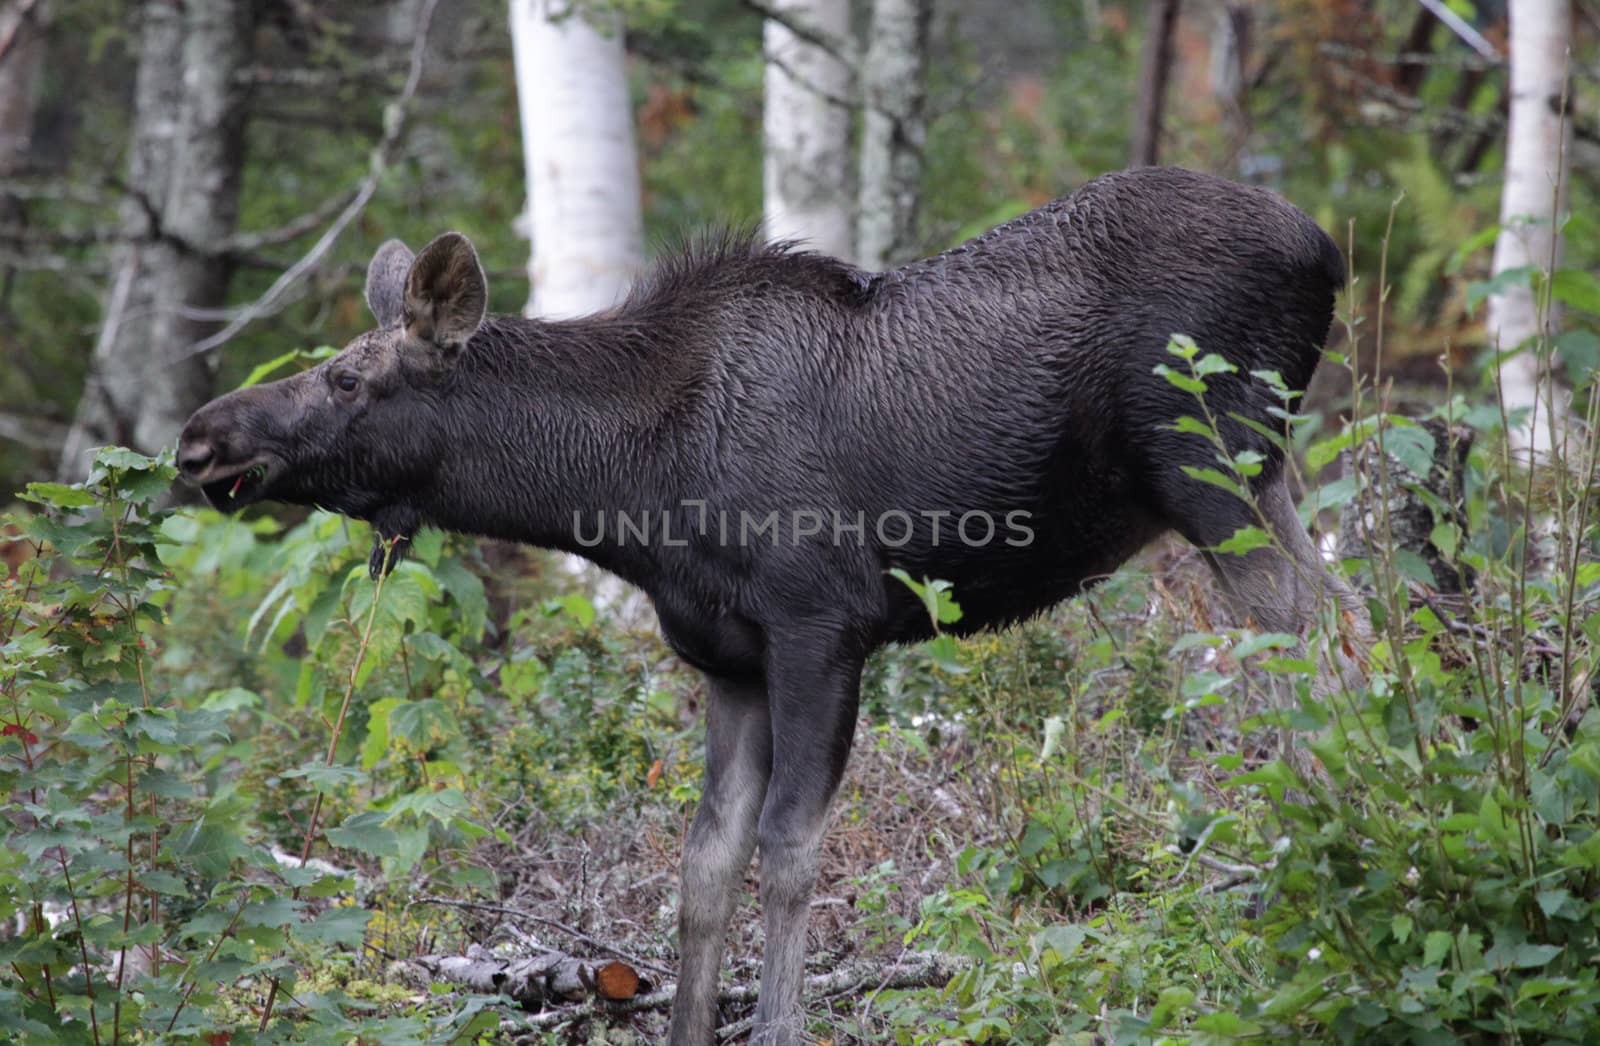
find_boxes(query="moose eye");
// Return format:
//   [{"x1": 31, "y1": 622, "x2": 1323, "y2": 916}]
[{"x1": 334, "y1": 372, "x2": 360, "y2": 395}]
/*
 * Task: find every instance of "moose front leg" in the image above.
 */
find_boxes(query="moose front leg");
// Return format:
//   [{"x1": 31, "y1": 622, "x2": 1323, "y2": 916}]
[
  {"x1": 750, "y1": 637, "x2": 864, "y2": 1045},
  {"x1": 669, "y1": 674, "x2": 773, "y2": 1046}
]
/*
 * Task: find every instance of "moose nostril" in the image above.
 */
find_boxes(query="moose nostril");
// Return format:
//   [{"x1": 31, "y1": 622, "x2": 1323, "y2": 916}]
[{"x1": 178, "y1": 440, "x2": 215, "y2": 477}]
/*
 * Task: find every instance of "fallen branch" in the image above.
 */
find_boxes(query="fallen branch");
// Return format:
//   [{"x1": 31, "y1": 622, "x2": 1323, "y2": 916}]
[
  {"x1": 390, "y1": 943, "x2": 650, "y2": 1010},
  {"x1": 391, "y1": 948, "x2": 968, "y2": 1032},
  {"x1": 413, "y1": 894, "x2": 673, "y2": 976}
]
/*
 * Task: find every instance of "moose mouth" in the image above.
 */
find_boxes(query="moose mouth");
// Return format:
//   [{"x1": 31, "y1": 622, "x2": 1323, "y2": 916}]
[{"x1": 193, "y1": 459, "x2": 279, "y2": 511}]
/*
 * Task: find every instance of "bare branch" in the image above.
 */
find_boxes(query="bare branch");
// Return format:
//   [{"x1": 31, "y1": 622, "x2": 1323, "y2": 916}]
[
  {"x1": 175, "y1": 0, "x2": 442, "y2": 361},
  {"x1": 1415, "y1": 0, "x2": 1501, "y2": 61},
  {"x1": 0, "y1": 181, "x2": 113, "y2": 207},
  {"x1": 0, "y1": 244, "x2": 106, "y2": 276},
  {"x1": 744, "y1": 0, "x2": 859, "y2": 71},
  {"x1": 766, "y1": 48, "x2": 857, "y2": 109},
  {"x1": 0, "y1": 409, "x2": 69, "y2": 450},
  {"x1": 0, "y1": 225, "x2": 121, "y2": 247},
  {"x1": 220, "y1": 189, "x2": 358, "y2": 253},
  {"x1": 1316, "y1": 40, "x2": 1500, "y2": 72},
  {"x1": 234, "y1": 59, "x2": 407, "y2": 88}
]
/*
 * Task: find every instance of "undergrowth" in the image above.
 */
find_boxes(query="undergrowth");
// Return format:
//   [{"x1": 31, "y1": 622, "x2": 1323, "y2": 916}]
[{"x1": 3, "y1": 219, "x2": 1600, "y2": 1044}]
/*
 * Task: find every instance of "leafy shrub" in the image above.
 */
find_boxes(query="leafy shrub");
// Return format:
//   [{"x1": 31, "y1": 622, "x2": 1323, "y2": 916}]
[{"x1": 0, "y1": 449, "x2": 500, "y2": 1041}]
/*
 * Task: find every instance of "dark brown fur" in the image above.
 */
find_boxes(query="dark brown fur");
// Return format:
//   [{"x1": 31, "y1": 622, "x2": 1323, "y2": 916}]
[{"x1": 179, "y1": 167, "x2": 1359, "y2": 1045}]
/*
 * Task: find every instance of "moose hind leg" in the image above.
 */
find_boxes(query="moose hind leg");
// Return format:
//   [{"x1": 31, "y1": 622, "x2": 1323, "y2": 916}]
[
  {"x1": 669, "y1": 674, "x2": 773, "y2": 1046},
  {"x1": 1192, "y1": 473, "x2": 1365, "y2": 637},
  {"x1": 1192, "y1": 475, "x2": 1371, "y2": 770},
  {"x1": 751, "y1": 638, "x2": 865, "y2": 1045}
]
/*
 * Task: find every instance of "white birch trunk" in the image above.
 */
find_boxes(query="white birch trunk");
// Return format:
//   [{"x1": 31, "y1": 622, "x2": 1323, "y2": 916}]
[
  {"x1": 762, "y1": 0, "x2": 855, "y2": 260},
  {"x1": 509, "y1": 0, "x2": 646, "y2": 618},
  {"x1": 1487, "y1": 0, "x2": 1571, "y2": 453},
  {"x1": 509, "y1": 0, "x2": 643, "y2": 318},
  {"x1": 856, "y1": 0, "x2": 930, "y2": 271}
]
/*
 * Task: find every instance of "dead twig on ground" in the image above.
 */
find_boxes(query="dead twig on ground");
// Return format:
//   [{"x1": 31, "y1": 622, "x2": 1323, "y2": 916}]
[{"x1": 414, "y1": 895, "x2": 674, "y2": 977}]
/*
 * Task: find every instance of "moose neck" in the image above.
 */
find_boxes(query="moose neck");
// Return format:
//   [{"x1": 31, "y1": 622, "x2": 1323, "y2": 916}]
[{"x1": 421, "y1": 313, "x2": 702, "y2": 589}]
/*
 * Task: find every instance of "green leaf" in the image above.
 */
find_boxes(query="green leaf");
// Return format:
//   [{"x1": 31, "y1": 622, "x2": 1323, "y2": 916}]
[
  {"x1": 388, "y1": 699, "x2": 458, "y2": 751},
  {"x1": 1382, "y1": 422, "x2": 1436, "y2": 479},
  {"x1": 1165, "y1": 334, "x2": 1200, "y2": 359},
  {"x1": 18, "y1": 482, "x2": 97, "y2": 509},
  {"x1": 1034, "y1": 924, "x2": 1088, "y2": 960},
  {"x1": 1536, "y1": 888, "x2": 1572, "y2": 919},
  {"x1": 1466, "y1": 265, "x2": 1535, "y2": 312},
  {"x1": 1429, "y1": 521, "x2": 1460, "y2": 560},
  {"x1": 1148, "y1": 986, "x2": 1196, "y2": 1029},
  {"x1": 1233, "y1": 631, "x2": 1299, "y2": 658},
  {"x1": 1214, "y1": 525, "x2": 1273, "y2": 555},
  {"x1": 1307, "y1": 415, "x2": 1380, "y2": 474},
  {"x1": 139, "y1": 871, "x2": 191, "y2": 897},
  {"x1": 281, "y1": 762, "x2": 368, "y2": 789},
  {"x1": 326, "y1": 811, "x2": 400, "y2": 858},
  {"x1": 297, "y1": 906, "x2": 373, "y2": 947},
  {"x1": 238, "y1": 346, "x2": 336, "y2": 388},
  {"x1": 362, "y1": 699, "x2": 400, "y2": 771},
  {"x1": 1551, "y1": 268, "x2": 1600, "y2": 315},
  {"x1": 500, "y1": 655, "x2": 548, "y2": 701},
  {"x1": 924, "y1": 634, "x2": 968, "y2": 673},
  {"x1": 1169, "y1": 414, "x2": 1215, "y2": 437},
  {"x1": 240, "y1": 348, "x2": 307, "y2": 388},
  {"x1": 1445, "y1": 223, "x2": 1501, "y2": 274},
  {"x1": 1154, "y1": 364, "x2": 1207, "y2": 394},
  {"x1": 1180, "y1": 466, "x2": 1246, "y2": 499},
  {"x1": 1393, "y1": 549, "x2": 1438, "y2": 587},
  {"x1": 1423, "y1": 930, "x2": 1454, "y2": 966},
  {"x1": 545, "y1": 592, "x2": 596, "y2": 628},
  {"x1": 889, "y1": 569, "x2": 963, "y2": 627},
  {"x1": 1193, "y1": 353, "x2": 1237, "y2": 378},
  {"x1": 1193, "y1": 1011, "x2": 1261, "y2": 1035},
  {"x1": 1557, "y1": 329, "x2": 1600, "y2": 387}
]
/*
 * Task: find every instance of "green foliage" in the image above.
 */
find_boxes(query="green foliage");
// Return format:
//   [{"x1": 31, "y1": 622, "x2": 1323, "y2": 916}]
[
  {"x1": 864, "y1": 292, "x2": 1600, "y2": 1042},
  {"x1": 0, "y1": 449, "x2": 503, "y2": 1040}
]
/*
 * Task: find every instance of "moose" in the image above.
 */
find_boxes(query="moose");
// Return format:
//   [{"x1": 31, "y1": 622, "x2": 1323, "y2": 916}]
[{"x1": 179, "y1": 166, "x2": 1365, "y2": 1044}]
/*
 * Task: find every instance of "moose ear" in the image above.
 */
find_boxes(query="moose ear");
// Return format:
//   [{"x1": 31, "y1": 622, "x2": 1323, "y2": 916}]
[
  {"x1": 404, "y1": 232, "x2": 488, "y2": 355},
  {"x1": 365, "y1": 239, "x2": 415, "y2": 327}
]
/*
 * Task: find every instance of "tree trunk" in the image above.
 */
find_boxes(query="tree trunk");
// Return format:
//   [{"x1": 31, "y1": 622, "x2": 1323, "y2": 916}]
[
  {"x1": 0, "y1": 0, "x2": 48, "y2": 327},
  {"x1": 856, "y1": 0, "x2": 930, "y2": 271},
  {"x1": 0, "y1": 0, "x2": 46, "y2": 180},
  {"x1": 1487, "y1": 0, "x2": 1570, "y2": 453},
  {"x1": 509, "y1": 0, "x2": 643, "y2": 318},
  {"x1": 762, "y1": 0, "x2": 854, "y2": 260},
  {"x1": 59, "y1": 0, "x2": 255, "y2": 477},
  {"x1": 1208, "y1": 1, "x2": 1251, "y2": 168},
  {"x1": 1130, "y1": 0, "x2": 1181, "y2": 167},
  {"x1": 509, "y1": 0, "x2": 647, "y2": 616}
]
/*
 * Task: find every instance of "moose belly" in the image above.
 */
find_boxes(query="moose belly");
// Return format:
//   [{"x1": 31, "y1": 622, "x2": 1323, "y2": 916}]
[{"x1": 879, "y1": 496, "x2": 1167, "y2": 642}]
